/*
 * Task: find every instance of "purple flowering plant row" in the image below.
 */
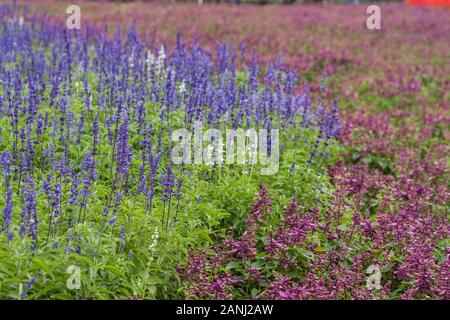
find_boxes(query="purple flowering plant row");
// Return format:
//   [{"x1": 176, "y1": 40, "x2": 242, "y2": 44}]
[
  {"x1": 0, "y1": 4, "x2": 340, "y2": 299},
  {"x1": 0, "y1": 1, "x2": 448, "y2": 300}
]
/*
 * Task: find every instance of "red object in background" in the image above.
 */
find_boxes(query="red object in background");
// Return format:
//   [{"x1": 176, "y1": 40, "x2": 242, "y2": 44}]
[{"x1": 406, "y1": 0, "x2": 450, "y2": 8}]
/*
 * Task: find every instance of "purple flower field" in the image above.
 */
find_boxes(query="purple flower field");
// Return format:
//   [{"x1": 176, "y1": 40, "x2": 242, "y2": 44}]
[{"x1": 0, "y1": 1, "x2": 448, "y2": 300}]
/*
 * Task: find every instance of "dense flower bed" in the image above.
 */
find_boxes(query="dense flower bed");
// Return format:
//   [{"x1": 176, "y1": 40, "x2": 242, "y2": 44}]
[
  {"x1": 0, "y1": 3, "x2": 340, "y2": 299},
  {"x1": 0, "y1": 1, "x2": 448, "y2": 300}
]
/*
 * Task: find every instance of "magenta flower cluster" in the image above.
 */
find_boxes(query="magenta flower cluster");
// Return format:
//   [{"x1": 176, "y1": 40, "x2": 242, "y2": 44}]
[{"x1": 181, "y1": 183, "x2": 448, "y2": 299}]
